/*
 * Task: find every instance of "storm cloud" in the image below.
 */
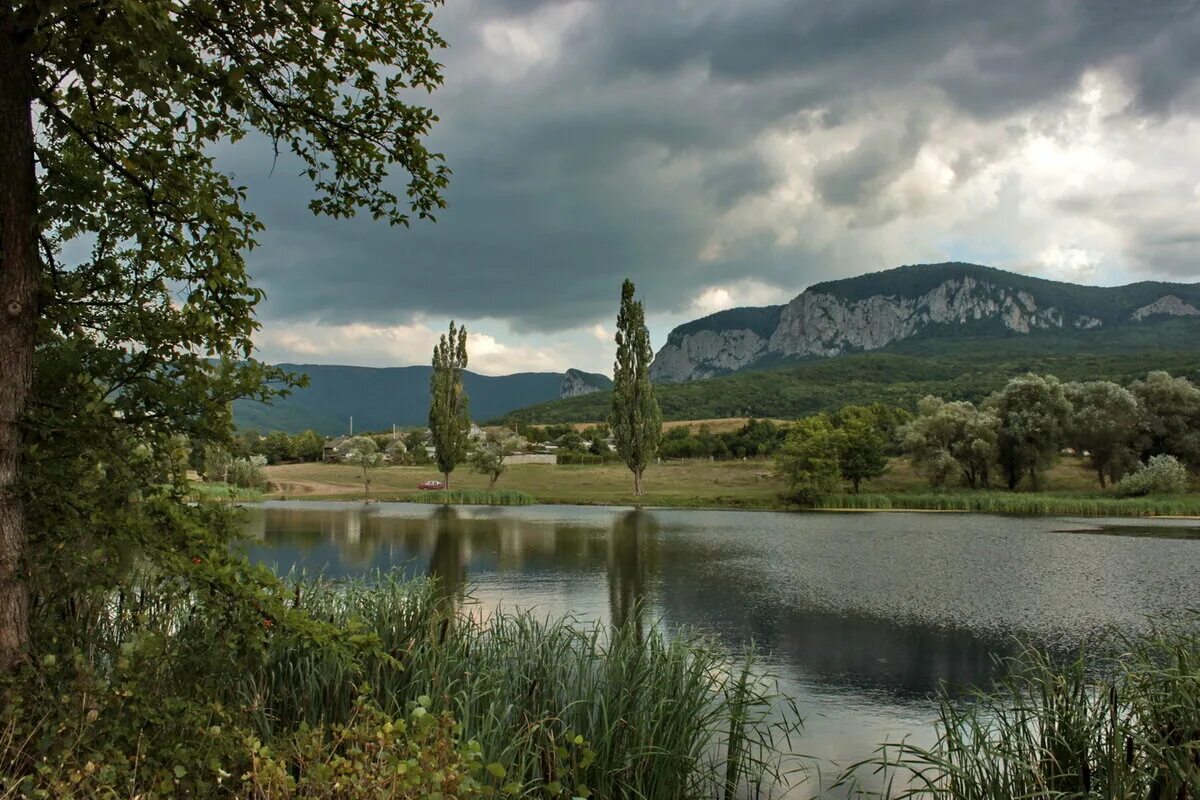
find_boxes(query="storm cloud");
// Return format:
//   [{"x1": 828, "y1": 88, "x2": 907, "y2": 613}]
[{"x1": 226, "y1": 0, "x2": 1200, "y2": 371}]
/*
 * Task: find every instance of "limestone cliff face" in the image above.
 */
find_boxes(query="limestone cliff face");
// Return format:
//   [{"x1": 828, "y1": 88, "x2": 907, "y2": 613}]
[
  {"x1": 648, "y1": 328, "x2": 769, "y2": 382},
  {"x1": 649, "y1": 263, "x2": 1200, "y2": 383},
  {"x1": 1131, "y1": 295, "x2": 1200, "y2": 321},
  {"x1": 558, "y1": 368, "x2": 611, "y2": 399},
  {"x1": 768, "y1": 277, "x2": 1063, "y2": 358}
]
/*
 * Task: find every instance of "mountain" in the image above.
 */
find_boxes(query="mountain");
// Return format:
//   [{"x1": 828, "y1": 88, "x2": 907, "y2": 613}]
[
  {"x1": 501, "y1": 319, "x2": 1200, "y2": 424},
  {"x1": 649, "y1": 262, "x2": 1200, "y2": 382},
  {"x1": 234, "y1": 364, "x2": 607, "y2": 434},
  {"x1": 559, "y1": 368, "x2": 613, "y2": 398}
]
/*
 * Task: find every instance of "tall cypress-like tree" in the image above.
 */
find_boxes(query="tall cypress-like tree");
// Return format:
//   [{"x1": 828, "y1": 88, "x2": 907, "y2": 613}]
[
  {"x1": 429, "y1": 321, "x2": 470, "y2": 489},
  {"x1": 609, "y1": 279, "x2": 662, "y2": 496}
]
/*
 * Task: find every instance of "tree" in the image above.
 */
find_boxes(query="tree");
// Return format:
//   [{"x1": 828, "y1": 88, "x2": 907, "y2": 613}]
[
  {"x1": 986, "y1": 374, "x2": 1072, "y2": 491},
  {"x1": 1115, "y1": 454, "x2": 1191, "y2": 497},
  {"x1": 0, "y1": 2, "x2": 448, "y2": 669},
  {"x1": 900, "y1": 396, "x2": 998, "y2": 488},
  {"x1": 1129, "y1": 371, "x2": 1200, "y2": 468},
  {"x1": 384, "y1": 437, "x2": 408, "y2": 464},
  {"x1": 1064, "y1": 381, "x2": 1139, "y2": 488},
  {"x1": 203, "y1": 444, "x2": 234, "y2": 484},
  {"x1": 776, "y1": 415, "x2": 841, "y2": 505},
  {"x1": 469, "y1": 432, "x2": 521, "y2": 489},
  {"x1": 429, "y1": 322, "x2": 470, "y2": 489},
  {"x1": 832, "y1": 409, "x2": 888, "y2": 492},
  {"x1": 261, "y1": 430, "x2": 296, "y2": 465},
  {"x1": 343, "y1": 437, "x2": 382, "y2": 501},
  {"x1": 293, "y1": 430, "x2": 326, "y2": 463},
  {"x1": 609, "y1": 279, "x2": 662, "y2": 496}
]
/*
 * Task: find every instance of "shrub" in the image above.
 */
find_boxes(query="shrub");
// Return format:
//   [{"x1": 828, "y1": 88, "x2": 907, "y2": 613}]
[
  {"x1": 228, "y1": 454, "x2": 268, "y2": 489},
  {"x1": 1115, "y1": 454, "x2": 1190, "y2": 497}
]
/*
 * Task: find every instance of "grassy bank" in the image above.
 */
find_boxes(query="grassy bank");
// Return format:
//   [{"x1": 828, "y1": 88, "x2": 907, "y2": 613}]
[
  {"x1": 262, "y1": 457, "x2": 1200, "y2": 517},
  {"x1": 817, "y1": 491, "x2": 1200, "y2": 517},
  {"x1": 837, "y1": 627, "x2": 1200, "y2": 798},
  {"x1": 10, "y1": 572, "x2": 801, "y2": 799}
]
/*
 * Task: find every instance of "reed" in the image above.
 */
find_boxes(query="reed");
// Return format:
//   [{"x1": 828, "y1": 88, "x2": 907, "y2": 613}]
[
  {"x1": 241, "y1": 574, "x2": 801, "y2": 798},
  {"x1": 412, "y1": 488, "x2": 536, "y2": 505},
  {"x1": 186, "y1": 481, "x2": 264, "y2": 502},
  {"x1": 47, "y1": 572, "x2": 801, "y2": 798},
  {"x1": 837, "y1": 629, "x2": 1200, "y2": 799},
  {"x1": 819, "y1": 491, "x2": 1200, "y2": 517}
]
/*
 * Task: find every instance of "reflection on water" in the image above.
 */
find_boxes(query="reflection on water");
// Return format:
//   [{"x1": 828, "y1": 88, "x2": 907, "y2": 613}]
[
  {"x1": 240, "y1": 501, "x2": 1200, "y2": 795},
  {"x1": 608, "y1": 509, "x2": 657, "y2": 637}
]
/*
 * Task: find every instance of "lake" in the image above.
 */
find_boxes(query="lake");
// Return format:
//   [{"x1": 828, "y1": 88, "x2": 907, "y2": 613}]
[{"x1": 241, "y1": 501, "x2": 1200, "y2": 796}]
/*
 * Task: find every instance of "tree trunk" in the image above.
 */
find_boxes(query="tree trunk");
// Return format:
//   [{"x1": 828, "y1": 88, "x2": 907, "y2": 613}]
[
  {"x1": 852, "y1": 477, "x2": 861, "y2": 494},
  {"x1": 1097, "y1": 465, "x2": 1106, "y2": 489},
  {"x1": 443, "y1": 471, "x2": 449, "y2": 490},
  {"x1": 633, "y1": 468, "x2": 643, "y2": 497},
  {"x1": 488, "y1": 474, "x2": 496, "y2": 490},
  {"x1": 0, "y1": 18, "x2": 37, "y2": 672}
]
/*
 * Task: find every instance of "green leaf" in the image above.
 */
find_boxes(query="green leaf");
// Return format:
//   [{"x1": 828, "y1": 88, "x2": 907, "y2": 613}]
[{"x1": 486, "y1": 762, "x2": 506, "y2": 778}]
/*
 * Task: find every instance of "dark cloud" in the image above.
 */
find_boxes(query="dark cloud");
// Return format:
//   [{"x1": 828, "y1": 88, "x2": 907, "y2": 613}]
[
  {"x1": 224, "y1": 0, "x2": 1200, "y2": 335},
  {"x1": 814, "y1": 113, "x2": 929, "y2": 208}
]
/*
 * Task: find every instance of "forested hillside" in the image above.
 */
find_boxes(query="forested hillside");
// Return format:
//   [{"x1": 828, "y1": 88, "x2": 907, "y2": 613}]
[{"x1": 503, "y1": 320, "x2": 1200, "y2": 424}]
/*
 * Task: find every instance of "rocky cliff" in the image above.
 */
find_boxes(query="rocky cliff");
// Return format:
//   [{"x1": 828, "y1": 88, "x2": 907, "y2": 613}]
[
  {"x1": 650, "y1": 263, "x2": 1200, "y2": 382},
  {"x1": 558, "y1": 368, "x2": 613, "y2": 398}
]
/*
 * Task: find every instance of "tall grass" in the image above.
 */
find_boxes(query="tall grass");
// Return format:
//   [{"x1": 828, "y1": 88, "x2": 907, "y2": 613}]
[
  {"x1": 243, "y1": 575, "x2": 801, "y2": 798},
  {"x1": 48, "y1": 572, "x2": 801, "y2": 798},
  {"x1": 837, "y1": 630, "x2": 1200, "y2": 798},
  {"x1": 819, "y1": 491, "x2": 1200, "y2": 517},
  {"x1": 411, "y1": 488, "x2": 536, "y2": 505},
  {"x1": 186, "y1": 481, "x2": 264, "y2": 502}
]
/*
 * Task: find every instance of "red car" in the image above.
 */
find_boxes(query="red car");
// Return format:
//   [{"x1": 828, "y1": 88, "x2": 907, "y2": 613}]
[{"x1": 418, "y1": 480, "x2": 446, "y2": 490}]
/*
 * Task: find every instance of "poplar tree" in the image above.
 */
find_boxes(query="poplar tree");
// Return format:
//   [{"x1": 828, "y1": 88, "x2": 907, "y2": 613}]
[
  {"x1": 609, "y1": 279, "x2": 662, "y2": 496},
  {"x1": 429, "y1": 321, "x2": 470, "y2": 489}
]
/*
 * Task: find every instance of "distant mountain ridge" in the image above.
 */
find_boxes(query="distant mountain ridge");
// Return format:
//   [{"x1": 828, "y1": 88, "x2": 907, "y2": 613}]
[
  {"x1": 234, "y1": 363, "x2": 610, "y2": 435},
  {"x1": 650, "y1": 262, "x2": 1200, "y2": 382}
]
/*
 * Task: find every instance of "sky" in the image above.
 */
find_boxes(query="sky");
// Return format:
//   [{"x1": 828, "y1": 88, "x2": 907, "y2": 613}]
[{"x1": 227, "y1": 0, "x2": 1200, "y2": 376}]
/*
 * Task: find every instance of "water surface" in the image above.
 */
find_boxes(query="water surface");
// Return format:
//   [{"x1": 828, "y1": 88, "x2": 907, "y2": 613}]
[{"x1": 241, "y1": 502, "x2": 1200, "y2": 795}]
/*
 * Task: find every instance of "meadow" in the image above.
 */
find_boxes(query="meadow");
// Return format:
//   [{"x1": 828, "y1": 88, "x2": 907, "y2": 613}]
[{"x1": 262, "y1": 455, "x2": 1200, "y2": 516}]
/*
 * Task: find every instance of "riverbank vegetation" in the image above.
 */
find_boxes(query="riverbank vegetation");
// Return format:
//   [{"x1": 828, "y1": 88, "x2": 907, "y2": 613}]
[
  {"x1": 2, "y1": 570, "x2": 800, "y2": 798},
  {"x1": 501, "y1": 321, "x2": 1200, "y2": 425},
  {"x1": 260, "y1": 455, "x2": 1200, "y2": 516},
  {"x1": 839, "y1": 627, "x2": 1200, "y2": 798}
]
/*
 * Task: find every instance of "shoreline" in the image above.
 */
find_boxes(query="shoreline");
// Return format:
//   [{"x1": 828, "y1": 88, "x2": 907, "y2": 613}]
[{"x1": 251, "y1": 491, "x2": 1200, "y2": 519}]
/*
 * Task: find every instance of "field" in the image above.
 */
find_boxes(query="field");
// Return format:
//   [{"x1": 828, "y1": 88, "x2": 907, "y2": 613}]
[
  {"x1": 262, "y1": 454, "x2": 1200, "y2": 515},
  {"x1": 264, "y1": 458, "x2": 786, "y2": 508}
]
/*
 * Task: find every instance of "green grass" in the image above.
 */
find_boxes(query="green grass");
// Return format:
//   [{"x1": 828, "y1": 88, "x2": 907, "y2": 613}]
[
  {"x1": 64, "y1": 571, "x2": 802, "y2": 798},
  {"x1": 265, "y1": 457, "x2": 1200, "y2": 517},
  {"x1": 258, "y1": 575, "x2": 802, "y2": 797},
  {"x1": 186, "y1": 481, "x2": 264, "y2": 502},
  {"x1": 817, "y1": 491, "x2": 1200, "y2": 517},
  {"x1": 415, "y1": 489, "x2": 536, "y2": 505},
  {"x1": 836, "y1": 626, "x2": 1200, "y2": 798}
]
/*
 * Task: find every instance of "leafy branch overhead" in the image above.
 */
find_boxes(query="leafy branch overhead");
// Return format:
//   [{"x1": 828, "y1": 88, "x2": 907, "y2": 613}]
[{"x1": 0, "y1": 0, "x2": 451, "y2": 668}]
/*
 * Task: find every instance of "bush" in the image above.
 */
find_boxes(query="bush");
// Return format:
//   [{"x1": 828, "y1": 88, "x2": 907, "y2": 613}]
[
  {"x1": 228, "y1": 454, "x2": 268, "y2": 489},
  {"x1": 1115, "y1": 454, "x2": 1190, "y2": 497}
]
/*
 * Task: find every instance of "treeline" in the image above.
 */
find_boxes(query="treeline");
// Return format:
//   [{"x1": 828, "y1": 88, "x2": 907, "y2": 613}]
[
  {"x1": 778, "y1": 370, "x2": 1200, "y2": 503},
  {"x1": 501, "y1": 323, "x2": 1200, "y2": 425}
]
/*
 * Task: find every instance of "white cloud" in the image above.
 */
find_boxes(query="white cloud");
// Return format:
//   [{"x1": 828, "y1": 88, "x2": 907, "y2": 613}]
[
  {"x1": 253, "y1": 318, "x2": 618, "y2": 376},
  {"x1": 688, "y1": 280, "x2": 792, "y2": 316}
]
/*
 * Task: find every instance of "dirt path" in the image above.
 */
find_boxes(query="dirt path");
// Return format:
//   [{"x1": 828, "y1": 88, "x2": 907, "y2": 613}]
[{"x1": 266, "y1": 478, "x2": 358, "y2": 496}]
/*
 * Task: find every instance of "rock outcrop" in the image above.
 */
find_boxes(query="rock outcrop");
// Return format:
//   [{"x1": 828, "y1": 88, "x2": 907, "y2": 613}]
[
  {"x1": 558, "y1": 368, "x2": 611, "y2": 399},
  {"x1": 1131, "y1": 295, "x2": 1200, "y2": 321},
  {"x1": 768, "y1": 277, "x2": 1062, "y2": 358},
  {"x1": 648, "y1": 328, "x2": 770, "y2": 382},
  {"x1": 649, "y1": 263, "x2": 1200, "y2": 383}
]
